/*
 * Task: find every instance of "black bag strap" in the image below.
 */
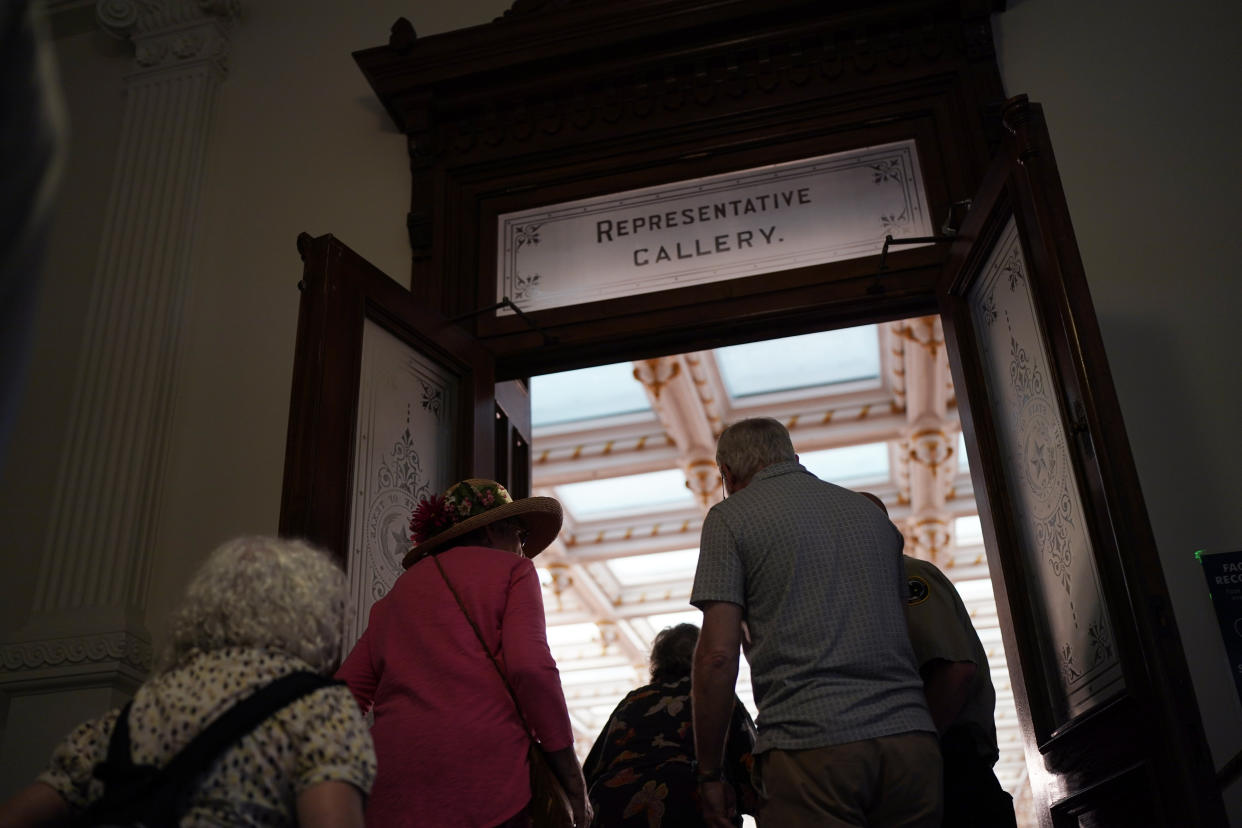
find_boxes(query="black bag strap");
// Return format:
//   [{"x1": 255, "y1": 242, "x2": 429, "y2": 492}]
[
  {"x1": 101, "y1": 700, "x2": 137, "y2": 771},
  {"x1": 163, "y1": 671, "x2": 338, "y2": 780},
  {"x1": 430, "y1": 553, "x2": 538, "y2": 746},
  {"x1": 94, "y1": 670, "x2": 338, "y2": 821}
]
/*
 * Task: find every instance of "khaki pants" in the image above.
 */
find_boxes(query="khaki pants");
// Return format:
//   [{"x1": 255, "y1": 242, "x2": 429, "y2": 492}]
[{"x1": 756, "y1": 731, "x2": 943, "y2": 828}]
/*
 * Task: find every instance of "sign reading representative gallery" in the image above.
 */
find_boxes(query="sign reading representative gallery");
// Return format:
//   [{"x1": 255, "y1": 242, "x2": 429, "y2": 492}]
[{"x1": 496, "y1": 139, "x2": 932, "y2": 314}]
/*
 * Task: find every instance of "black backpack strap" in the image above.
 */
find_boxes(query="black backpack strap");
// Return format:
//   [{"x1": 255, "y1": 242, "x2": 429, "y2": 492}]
[
  {"x1": 90, "y1": 670, "x2": 339, "y2": 825},
  {"x1": 94, "y1": 700, "x2": 142, "y2": 786},
  {"x1": 104, "y1": 701, "x2": 136, "y2": 767},
  {"x1": 161, "y1": 671, "x2": 339, "y2": 783}
]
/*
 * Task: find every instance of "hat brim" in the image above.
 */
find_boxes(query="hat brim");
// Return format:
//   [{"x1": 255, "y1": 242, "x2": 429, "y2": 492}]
[{"x1": 402, "y1": 496, "x2": 562, "y2": 568}]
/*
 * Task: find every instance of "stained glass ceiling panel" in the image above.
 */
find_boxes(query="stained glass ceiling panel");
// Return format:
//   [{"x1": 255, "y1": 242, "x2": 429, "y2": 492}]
[
  {"x1": 800, "y1": 442, "x2": 889, "y2": 484},
  {"x1": 715, "y1": 326, "x2": 880, "y2": 398},
  {"x1": 555, "y1": 469, "x2": 695, "y2": 519},
  {"x1": 531, "y1": 362, "x2": 652, "y2": 427}
]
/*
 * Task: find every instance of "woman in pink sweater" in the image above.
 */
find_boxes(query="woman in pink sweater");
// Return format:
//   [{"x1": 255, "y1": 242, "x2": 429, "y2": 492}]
[{"x1": 337, "y1": 479, "x2": 590, "y2": 828}]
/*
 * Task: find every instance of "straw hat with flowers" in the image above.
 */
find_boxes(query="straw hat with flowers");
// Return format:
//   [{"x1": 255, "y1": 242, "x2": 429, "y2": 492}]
[{"x1": 403, "y1": 478, "x2": 562, "y2": 568}]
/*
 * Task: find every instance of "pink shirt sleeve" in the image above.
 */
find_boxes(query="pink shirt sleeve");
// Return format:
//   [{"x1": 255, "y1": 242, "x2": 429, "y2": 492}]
[
  {"x1": 336, "y1": 602, "x2": 381, "y2": 712},
  {"x1": 503, "y1": 559, "x2": 574, "y2": 752}
]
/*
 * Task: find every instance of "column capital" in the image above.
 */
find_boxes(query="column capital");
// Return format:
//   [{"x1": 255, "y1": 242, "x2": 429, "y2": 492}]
[{"x1": 96, "y1": 0, "x2": 240, "y2": 72}]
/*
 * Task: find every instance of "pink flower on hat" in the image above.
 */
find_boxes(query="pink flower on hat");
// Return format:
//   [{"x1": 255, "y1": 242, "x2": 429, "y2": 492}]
[{"x1": 410, "y1": 494, "x2": 457, "y2": 544}]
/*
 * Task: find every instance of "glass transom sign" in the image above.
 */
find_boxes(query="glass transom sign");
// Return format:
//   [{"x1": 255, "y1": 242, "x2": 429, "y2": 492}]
[{"x1": 497, "y1": 140, "x2": 932, "y2": 313}]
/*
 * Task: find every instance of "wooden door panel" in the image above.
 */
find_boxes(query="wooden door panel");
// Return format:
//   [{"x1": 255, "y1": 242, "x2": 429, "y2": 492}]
[
  {"x1": 1048, "y1": 761, "x2": 1164, "y2": 827},
  {"x1": 494, "y1": 379, "x2": 532, "y2": 499},
  {"x1": 280, "y1": 233, "x2": 496, "y2": 645},
  {"x1": 939, "y1": 97, "x2": 1225, "y2": 825}
]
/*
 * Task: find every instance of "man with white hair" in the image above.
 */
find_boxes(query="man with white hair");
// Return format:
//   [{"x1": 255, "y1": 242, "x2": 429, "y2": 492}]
[{"x1": 690, "y1": 417, "x2": 941, "y2": 827}]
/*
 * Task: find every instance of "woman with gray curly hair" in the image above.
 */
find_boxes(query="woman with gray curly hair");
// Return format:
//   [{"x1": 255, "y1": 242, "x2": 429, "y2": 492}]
[{"x1": 0, "y1": 536, "x2": 376, "y2": 828}]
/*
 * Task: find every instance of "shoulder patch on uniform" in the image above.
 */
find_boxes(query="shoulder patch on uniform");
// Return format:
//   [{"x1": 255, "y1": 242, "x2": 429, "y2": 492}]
[{"x1": 907, "y1": 575, "x2": 930, "y2": 606}]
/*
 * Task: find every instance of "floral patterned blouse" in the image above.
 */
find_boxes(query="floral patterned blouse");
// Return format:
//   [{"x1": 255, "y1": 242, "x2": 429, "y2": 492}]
[
  {"x1": 583, "y1": 675, "x2": 757, "y2": 828},
  {"x1": 37, "y1": 647, "x2": 376, "y2": 827}
]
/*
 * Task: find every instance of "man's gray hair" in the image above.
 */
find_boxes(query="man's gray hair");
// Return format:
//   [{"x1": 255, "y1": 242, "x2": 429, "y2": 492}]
[
  {"x1": 716, "y1": 417, "x2": 796, "y2": 485},
  {"x1": 163, "y1": 535, "x2": 346, "y2": 674}
]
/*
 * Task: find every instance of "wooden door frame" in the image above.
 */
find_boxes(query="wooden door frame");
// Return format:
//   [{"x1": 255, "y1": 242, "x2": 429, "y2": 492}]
[
  {"x1": 279, "y1": 233, "x2": 496, "y2": 562},
  {"x1": 349, "y1": 2, "x2": 1225, "y2": 821},
  {"x1": 463, "y1": 112, "x2": 1224, "y2": 824}
]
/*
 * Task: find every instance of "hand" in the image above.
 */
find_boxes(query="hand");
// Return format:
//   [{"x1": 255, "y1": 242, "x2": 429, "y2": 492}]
[
  {"x1": 697, "y1": 779, "x2": 737, "y2": 828},
  {"x1": 572, "y1": 794, "x2": 593, "y2": 827}
]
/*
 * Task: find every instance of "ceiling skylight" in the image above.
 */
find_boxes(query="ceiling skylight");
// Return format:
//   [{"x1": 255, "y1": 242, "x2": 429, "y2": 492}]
[
  {"x1": 531, "y1": 362, "x2": 652, "y2": 427},
  {"x1": 715, "y1": 326, "x2": 880, "y2": 398},
  {"x1": 555, "y1": 468, "x2": 694, "y2": 520},
  {"x1": 607, "y1": 548, "x2": 700, "y2": 587},
  {"x1": 545, "y1": 622, "x2": 605, "y2": 648},
  {"x1": 955, "y1": 514, "x2": 984, "y2": 547},
  {"x1": 560, "y1": 665, "x2": 641, "y2": 686},
  {"x1": 643, "y1": 609, "x2": 704, "y2": 633},
  {"x1": 953, "y1": 577, "x2": 996, "y2": 603},
  {"x1": 800, "y1": 442, "x2": 889, "y2": 484}
]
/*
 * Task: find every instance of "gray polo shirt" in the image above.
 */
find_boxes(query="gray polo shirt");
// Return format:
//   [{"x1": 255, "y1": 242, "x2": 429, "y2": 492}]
[{"x1": 691, "y1": 461, "x2": 933, "y2": 753}]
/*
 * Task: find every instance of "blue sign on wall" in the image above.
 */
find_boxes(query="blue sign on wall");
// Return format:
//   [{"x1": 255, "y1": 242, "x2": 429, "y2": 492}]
[{"x1": 1199, "y1": 549, "x2": 1242, "y2": 706}]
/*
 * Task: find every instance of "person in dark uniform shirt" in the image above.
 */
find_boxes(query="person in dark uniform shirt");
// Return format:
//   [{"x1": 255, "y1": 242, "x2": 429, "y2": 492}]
[{"x1": 860, "y1": 491, "x2": 1017, "y2": 827}]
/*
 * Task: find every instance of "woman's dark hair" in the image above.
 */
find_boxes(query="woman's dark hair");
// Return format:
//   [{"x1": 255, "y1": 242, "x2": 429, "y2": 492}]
[{"x1": 649, "y1": 623, "x2": 700, "y2": 683}]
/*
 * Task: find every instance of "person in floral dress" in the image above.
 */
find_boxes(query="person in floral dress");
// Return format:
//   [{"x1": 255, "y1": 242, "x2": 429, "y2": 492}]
[{"x1": 584, "y1": 624, "x2": 757, "y2": 827}]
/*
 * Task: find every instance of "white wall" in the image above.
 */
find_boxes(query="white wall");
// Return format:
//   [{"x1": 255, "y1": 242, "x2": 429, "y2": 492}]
[
  {"x1": 129, "y1": 0, "x2": 509, "y2": 655},
  {"x1": 996, "y1": 0, "x2": 1242, "y2": 819}
]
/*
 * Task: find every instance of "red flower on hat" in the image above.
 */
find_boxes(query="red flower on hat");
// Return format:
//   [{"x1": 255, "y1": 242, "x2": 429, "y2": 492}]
[{"x1": 410, "y1": 494, "x2": 458, "y2": 544}]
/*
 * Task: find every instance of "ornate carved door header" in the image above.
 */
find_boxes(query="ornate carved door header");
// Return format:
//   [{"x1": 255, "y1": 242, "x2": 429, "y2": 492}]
[{"x1": 354, "y1": 0, "x2": 1006, "y2": 354}]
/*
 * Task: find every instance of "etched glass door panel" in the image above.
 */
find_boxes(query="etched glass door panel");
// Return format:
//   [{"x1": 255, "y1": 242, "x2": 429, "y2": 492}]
[
  {"x1": 965, "y1": 217, "x2": 1123, "y2": 724},
  {"x1": 937, "y1": 99, "x2": 1224, "y2": 825},
  {"x1": 497, "y1": 139, "x2": 931, "y2": 313},
  {"x1": 343, "y1": 320, "x2": 458, "y2": 647},
  {"x1": 280, "y1": 233, "x2": 497, "y2": 653}
]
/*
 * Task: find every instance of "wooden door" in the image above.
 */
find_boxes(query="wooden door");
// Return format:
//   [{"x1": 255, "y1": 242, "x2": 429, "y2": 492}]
[
  {"x1": 495, "y1": 379, "x2": 533, "y2": 499},
  {"x1": 279, "y1": 233, "x2": 497, "y2": 645},
  {"x1": 939, "y1": 97, "x2": 1225, "y2": 826}
]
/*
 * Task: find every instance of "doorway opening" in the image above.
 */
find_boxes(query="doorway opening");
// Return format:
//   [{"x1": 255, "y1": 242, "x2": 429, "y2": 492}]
[{"x1": 527, "y1": 318, "x2": 1037, "y2": 824}]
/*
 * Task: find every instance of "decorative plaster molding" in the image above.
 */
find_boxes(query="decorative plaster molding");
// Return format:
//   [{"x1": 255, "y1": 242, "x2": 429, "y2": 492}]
[
  {"x1": 419, "y1": 20, "x2": 983, "y2": 163},
  {"x1": 96, "y1": 0, "x2": 239, "y2": 72},
  {"x1": 0, "y1": 630, "x2": 153, "y2": 676},
  {"x1": 133, "y1": 21, "x2": 230, "y2": 70},
  {"x1": 95, "y1": 0, "x2": 160, "y2": 39},
  {"x1": 33, "y1": 0, "x2": 234, "y2": 624}
]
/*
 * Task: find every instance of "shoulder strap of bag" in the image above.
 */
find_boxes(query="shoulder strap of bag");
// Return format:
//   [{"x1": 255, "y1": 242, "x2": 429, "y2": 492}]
[
  {"x1": 95, "y1": 701, "x2": 140, "y2": 794},
  {"x1": 91, "y1": 670, "x2": 339, "y2": 824},
  {"x1": 163, "y1": 670, "x2": 339, "y2": 779},
  {"x1": 431, "y1": 553, "x2": 537, "y2": 742}
]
